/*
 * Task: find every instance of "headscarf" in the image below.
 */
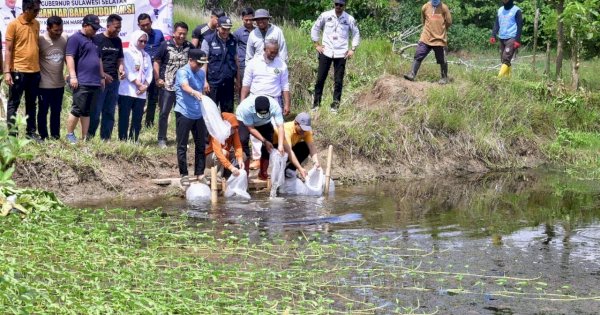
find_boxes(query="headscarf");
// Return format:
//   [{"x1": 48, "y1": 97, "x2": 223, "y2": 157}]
[
  {"x1": 431, "y1": 0, "x2": 441, "y2": 7},
  {"x1": 503, "y1": 0, "x2": 514, "y2": 10},
  {"x1": 128, "y1": 30, "x2": 149, "y2": 83}
]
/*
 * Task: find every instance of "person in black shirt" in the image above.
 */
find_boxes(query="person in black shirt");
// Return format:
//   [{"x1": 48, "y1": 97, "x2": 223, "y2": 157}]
[
  {"x1": 89, "y1": 14, "x2": 125, "y2": 140},
  {"x1": 191, "y1": 8, "x2": 224, "y2": 48}
]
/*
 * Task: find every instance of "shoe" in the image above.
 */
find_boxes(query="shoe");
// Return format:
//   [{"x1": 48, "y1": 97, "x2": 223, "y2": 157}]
[
  {"x1": 180, "y1": 175, "x2": 190, "y2": 187},
  {"x1": 249, "y1": 159, "x2": 260, "y2": 170},
  {"x1": 158, "y1": 140, "x2": 167, "y2": 149},
  {"x1": 66, "y1": 133, "x2": 78, "y2": 144},
  {"x1": 27, "y1": 133, "x2": 43, "y2": 143},
  {"x1": 438, "y1": 62, "x2": 448, "y2": 85},
  {"x1": 311, "y1": 105, "x2": 319, "y2": 112}
]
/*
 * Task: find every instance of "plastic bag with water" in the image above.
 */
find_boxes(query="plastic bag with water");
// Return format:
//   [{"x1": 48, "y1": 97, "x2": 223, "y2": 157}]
[
  {"x1": 201, "y1": 95, "x2": 231, "y2": 144},
  {"x1": 224, "y1": 170, "x2": 251, "y2": 199},
  {"x1": 269, "y1": 151, "x2": 288, "y2": 197},
  {"x1": 279, "y1": 167, "x2": 334, "y2": 196},
  {"x1": 186, "y1": 182, "x2": 211, "y2": 204}
]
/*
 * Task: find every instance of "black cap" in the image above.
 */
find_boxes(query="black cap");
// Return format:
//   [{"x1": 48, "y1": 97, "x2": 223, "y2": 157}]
[
  {"x1": 83, "y1": 14, "x2": 101, "y2": 30},
  {"x1": 255, "y1": 96, "x2": 270, "y2": 118},
  {"x1": 188, "y1": 49, "x2": 208, "y2": 64}
]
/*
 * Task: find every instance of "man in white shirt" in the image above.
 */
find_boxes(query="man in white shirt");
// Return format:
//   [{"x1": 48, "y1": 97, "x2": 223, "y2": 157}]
[
  {"x1": 311, "y1": 0, "x2": 360, "y2": 113},
  {"x1": 241, "y1": 39, "x2": 290, "y2": 116},
  {"x1": 245, "y1": 9, "x2": 288, "y2": 62},
  {"x1": 136, "y1": 0, "x2": 173, "y2": 39},
  {"x1": 0, "y1": 0, "x2": 21, "y2": 36}
]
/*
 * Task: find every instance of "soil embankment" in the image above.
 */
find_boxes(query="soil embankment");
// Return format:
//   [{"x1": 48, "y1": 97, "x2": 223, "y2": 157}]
[{"x1": 13, "y1": 75, "x2": 544, "y2": 204}]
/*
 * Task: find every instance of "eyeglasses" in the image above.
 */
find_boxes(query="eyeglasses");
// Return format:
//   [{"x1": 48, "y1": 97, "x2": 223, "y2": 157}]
[
  {"x1": 335, "y1": 3, "x2": 345, "y2": 7},
  {"x1": 138, "y1": 40, "x2": 148, "y2": 43}
]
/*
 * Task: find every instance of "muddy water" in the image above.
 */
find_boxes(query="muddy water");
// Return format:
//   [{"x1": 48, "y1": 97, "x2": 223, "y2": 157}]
[{"x1": 81, "y1": 169, "x2": 600, "y2": 314}]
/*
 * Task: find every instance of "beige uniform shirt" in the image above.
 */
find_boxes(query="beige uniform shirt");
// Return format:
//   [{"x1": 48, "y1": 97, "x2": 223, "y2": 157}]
[{"x1": 39, "y1": 32, "x2": 67, "y2": 89}]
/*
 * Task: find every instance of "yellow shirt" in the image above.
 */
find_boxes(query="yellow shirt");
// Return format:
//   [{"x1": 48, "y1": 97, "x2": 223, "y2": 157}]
[
  {"x1": 273, "y1": 121, "x2": 313, "y2": 146},
  {"x1": 5, "y1": 15, "x2": 40, "y2": 72}
]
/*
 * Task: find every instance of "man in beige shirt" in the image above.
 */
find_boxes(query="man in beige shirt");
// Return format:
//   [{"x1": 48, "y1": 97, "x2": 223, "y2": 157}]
[
  {"x1": 4, "y1": 0, "x2": 42, "y2": 138},
  {"x1": 38, "y1": 16, "x2": 67, "y2": 140},
  {"x1": 403, "y1": 0, "x2": 452, "y2": 85}
]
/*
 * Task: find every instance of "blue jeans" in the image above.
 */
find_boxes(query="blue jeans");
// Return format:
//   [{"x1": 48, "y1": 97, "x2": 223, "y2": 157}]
[
  {"x1": 118, "y1": 95, "x2": 145, "y2": 141},
  {"x1": 38, "y1": 87, "x2": 64, "y2": 140},
  {"x1": 89, "y1": 80, "x2": 119, "y2": 140}
]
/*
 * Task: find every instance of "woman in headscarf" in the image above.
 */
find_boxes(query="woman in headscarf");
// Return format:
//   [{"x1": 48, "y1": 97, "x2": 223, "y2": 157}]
[{"x1": 117, "y1": 30, "x2": 153, "y2": 142}]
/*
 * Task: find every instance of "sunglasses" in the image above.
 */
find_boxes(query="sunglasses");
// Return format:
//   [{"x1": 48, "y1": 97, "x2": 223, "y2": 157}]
[
  {"x1": 138, "y1": 40, "x2": 148, "y2": 43},
  {"x1": 335, "y1": 3, "x2": 345, "y2": 7}
]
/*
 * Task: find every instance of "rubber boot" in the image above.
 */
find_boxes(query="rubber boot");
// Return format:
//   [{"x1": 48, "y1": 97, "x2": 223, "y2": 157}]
[
  {"x1": 403, "y1": 60, "x2": 421, "y2": 81},
  {"x1": 507, "y1": 65, "x2": 512, "y2": 77},
  {"x1": 258, "y1": 158, "x2": 269, "y2": 181},
  {"x1": 498, "y1": 64, "x2": 509, "y2": 78},
  {"x1": 438, "y1": 63, "x2": 448, "y2": 85}
]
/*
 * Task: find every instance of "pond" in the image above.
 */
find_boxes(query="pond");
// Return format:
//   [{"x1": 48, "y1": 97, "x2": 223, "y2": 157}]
[{"x1": 76, "y1": 169, "x2": 600, "y2": 314}]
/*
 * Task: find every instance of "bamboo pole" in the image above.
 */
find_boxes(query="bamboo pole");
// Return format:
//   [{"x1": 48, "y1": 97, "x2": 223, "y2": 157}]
[
  {"x1": 324, "y1": 145, "x2": 333, "y2": 194},
  {"x1": 211, "y1": 167, "x2": 218, "y2": 204}
]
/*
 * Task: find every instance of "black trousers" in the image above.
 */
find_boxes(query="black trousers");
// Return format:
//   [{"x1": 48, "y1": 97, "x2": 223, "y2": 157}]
[
  {"x1": 157, "y1": 89, "x2": 176, "y2": 141},
  {"x1": 414, "y1": 41, "x2": 447, "y2": 64},
  {"x1": 7, "y1": 71, "x2": 40, "y2": 136},
  {"x1": 313, "y1": 54, "x2": 346, "y2": 108},
  {"x1": 286, "y1": 141, "x2": 310, "y2": 171},
  {"x1": 37, "y1": 87, "x2": 64, "y2": 140},
  {"x1": 238, "y1": 121, "x2": 274, "y2": 160},
  {"x1": 208, "y1": 78, "x2": 235, "y2": 113},
  {"x1": 175, "y1": 112, "x2": 207, "y2": 176},
  {"x1": 144, "y1": 78, "x2": 160, "y2": 127}
]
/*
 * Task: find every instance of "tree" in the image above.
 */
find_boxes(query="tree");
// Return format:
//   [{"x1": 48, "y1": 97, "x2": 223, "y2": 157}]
[{"x1": 555, "y1": 0, "x2": 565, "y2": 78}]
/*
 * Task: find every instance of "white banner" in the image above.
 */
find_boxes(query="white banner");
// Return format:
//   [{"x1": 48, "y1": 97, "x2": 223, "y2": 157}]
[{"x1": 1, "y1": 0, "x2": 173, "y2": 45}]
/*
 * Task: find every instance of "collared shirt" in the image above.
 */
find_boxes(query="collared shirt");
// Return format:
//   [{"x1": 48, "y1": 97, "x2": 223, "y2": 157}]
[
  {"x1": 143, "y1": 28, "x2": 164, "y2": 59},
  {"x1": 245, "y1": 24, "x2": 288, "y2": 62},
  {"x1": 5, "y1": 15, "x2": 40, "y2": 72},
  {"x1": 155, "y1": 39, "x2": 193, "y2": 91},
  {"x1": 39, "y1": 32, "x2": 68, "y2": 89},
  {"x1": 273, "y1": 121, "x2": 314, "y2": 146},
  {"x1": 233, "y1": 26, "x2": 252, "y2": 68},
  {"x1": 66, "y1": 31, "x2": 102, "y2": 86},
  {"x1": 136, "y1": 3, "x2": 172, "y2": 37},
  {"x1": 0, "y1": 5, "x2": 21, "y2": 42},
  {"x1": 242, "y1": 55, "x2": 289, "y2": 98},
  {"x1": 311, "y1": 9, "x2": 360, "y2": 58},
  {"x1": 174, "y1": 64, "x2": 205, "y2": 120},
  {"x1": 119, "y1": 47, "x2": 153, "y2": 99},
  {"x1": 236, "y1": 95, "x2": 283, "y2": 127}
]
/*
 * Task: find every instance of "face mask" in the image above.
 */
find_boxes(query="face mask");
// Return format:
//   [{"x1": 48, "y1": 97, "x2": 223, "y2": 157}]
[{"x1": 431, "y1": 0, "x2": 441, "y2": 6}]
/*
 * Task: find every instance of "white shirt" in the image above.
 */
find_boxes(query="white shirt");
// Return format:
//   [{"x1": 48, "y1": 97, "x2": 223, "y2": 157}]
[
  {"x1": 311, "y1": 9, "x2": 360, "y2": 58},
  {"x1": 119, "y1": 47, "x2": 153, "y2": 99},
  {"x1": 136, "y1": 2, "x2": 172, "y2": 38},
  {"x1": 236, "y1": 95, "x2": 284, "y2": 127},
  {"x1": 243, "y1": 54, "x2": 289, "y2": 98},
  {"x1": 0, "y1": 5, "x2": 21, "y2": 43},
  {"x1": 245, "y1": 24, "x2": 288, "y2": 62}
]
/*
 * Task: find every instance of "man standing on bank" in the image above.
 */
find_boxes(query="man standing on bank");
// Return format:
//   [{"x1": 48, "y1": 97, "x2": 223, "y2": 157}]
[
  {"x1": 38, "y1": 16, "x2": 67, "y2": 140},
  {"x1": 174, "y1": 49, "x2": 209, "y2": 182},
  {"x1": 245, "y1": 9, "x2": 288, "y2": 62},
  {"x1": 137, "y1": 13, "x2": 165, "y2": 128},
  {"x1": 232, "y1": 7, "x2": 254, "y2": 96},
  {"x1": 191, "y1": 8, "x2": 224, "y2": 48},
  {"x1": 403, "y1": 0, "x2": 452, "y2": 85},
  {"x1": 201, "y1": 15, "x2": 240, "y2": 113},
  {"x1": 311, "y1": 0, "x2": 360, "y2": 113},
  {"x1": 89, "y1": 14, "x2": 125, "y2": 140},
  {"x1": 490, "y1": 0, "x2": 523, "y2": 78},
  {"x1": 4, "y1": 0, "x2": 41, "y2": 138}
]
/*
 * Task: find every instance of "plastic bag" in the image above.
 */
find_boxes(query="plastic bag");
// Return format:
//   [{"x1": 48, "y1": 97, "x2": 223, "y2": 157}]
[
  {"x1": 269, "y1": 151, "x2": 288, "y2": 197},
  {"x1": 304, "y1": 167, "x2": 324, "y2": 195},
  {"x1": 224, "y1": 170, "x2": 251, "y2": 199},
  {"x1": 201, "y1": 95, "x2": 231, "y2": 144},
  {"x1": 279, "y1": 177, "x2": 308, "y2": 195},
  {"x1": 186, "y1": 182, "x2": 211, "y2": 204}
]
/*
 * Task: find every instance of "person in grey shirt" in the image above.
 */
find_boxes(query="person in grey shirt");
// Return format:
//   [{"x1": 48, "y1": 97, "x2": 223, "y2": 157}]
[{"x1": 232, "y1": 7, "x2": 254, "y2": 96}]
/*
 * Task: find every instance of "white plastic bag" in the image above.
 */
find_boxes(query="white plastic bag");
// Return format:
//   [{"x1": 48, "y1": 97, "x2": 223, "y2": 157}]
[
  {"x1": 224, "y1": 170, "x2": 251, "y2": 199},
  {"x1": 269, "y1": 151, "x2": 288, "y2": 197},
  {"x1": 186, "y1": 182, "x2": 211, "y2": 204},
  {"x1": 279, "y1": 177, "x2": 309, "y2": 195},
  {"x1": 304, "y1": 167, "x2": 325, "y2": 196},
  {"x1": 201, "y1": 95, "x2": 231, "y2": 144}
]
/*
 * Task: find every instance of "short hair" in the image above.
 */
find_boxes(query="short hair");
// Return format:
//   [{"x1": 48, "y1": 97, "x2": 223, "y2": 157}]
[
  {"x1": 107, "y1": 14, "x2": 122, "y2": 25},
  {"x1": 211, "y1": 8, "x2": 225, "y2": 18},
  {"x1": 264, "y1": 39, "x2": 279, "y2": 50},
  {"x1": 23, "y1": 0, "x2": 41, "y2": 11},
  {"x1": 241, "y1": 7, "x2": 254, "y2": 17},
  {"x1": 173, "y1": 21, "x2": 189, "y2": 32},
  {"x1": 137, "y1": 13, "x2": 151, "y2": 23},
  {"x1": 47, "y1": 16, "x2": 63, "y2": 28}
]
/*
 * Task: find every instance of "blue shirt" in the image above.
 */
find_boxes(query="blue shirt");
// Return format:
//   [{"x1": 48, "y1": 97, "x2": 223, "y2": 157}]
[
  {"x1": 65, "y1": 31, "x2": 102, "y2": 87},
  {"x1": 498, "y1": 6, "x2": 520, "y2": 40},
  {"x1": 144, "y1": 28, "x2": 164, "y2": 59},
  {"x1": 174, "y1": 64, "x2": 205, "y2": 120},
  {"x1": 235, "y1": 95, "x2": 283, "y2": 127},
  {"x1": 233, "y1": 26, "x2": 251, "y2": 69}
]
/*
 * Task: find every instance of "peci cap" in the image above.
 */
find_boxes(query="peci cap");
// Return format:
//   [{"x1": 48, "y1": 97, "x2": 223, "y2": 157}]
[
  {"x1": 334, "y1": 0, "x2": 346, "y2": 4},
  {"x1": 83, "y1": 14, "x2": 101, "y2": 30},
  {"x1": 295, "y1": 112, "x2": 312, "y2": 131},
  {"x1": 252, "y1": 9, "x2": 271, "y2": 20},
  {"x1": 188, "y1": 49, "x2": 208, "y2": 64},
  {"x1": 254, "y1": 96, "x2": 271, "y2": 119},
  {"x1": 218, "y1": 16, "x2": 233, "y2": 29}
]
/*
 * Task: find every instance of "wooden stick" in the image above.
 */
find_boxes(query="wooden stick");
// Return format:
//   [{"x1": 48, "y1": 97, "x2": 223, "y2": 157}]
[
  {"x1": 211, "y1": 167, "x2": 218, "y2": 204},
  {"x1": 532, "y1": 8, "x2": 540, "y2": 72},
  {"x1": 324, "y1": 145, "x2": 333, "y2": 194}
]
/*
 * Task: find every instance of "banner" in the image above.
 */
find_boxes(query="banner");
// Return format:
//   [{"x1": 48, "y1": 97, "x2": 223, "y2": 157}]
[{"x1": 1, "y1": 0, "x2": 173, "y2": 45}]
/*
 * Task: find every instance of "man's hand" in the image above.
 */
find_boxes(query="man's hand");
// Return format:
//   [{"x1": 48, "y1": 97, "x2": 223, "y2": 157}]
[
  {"x1": 489, "y1": 37, "x2": 496, "y2": 44},
  {"x1": 264, "y1": 140, "x2": 274, "y2": 153},
  {"x1": 118, "y1": 67, "x2": 126, "y2": 80},
  {"x1": 231, "y1": 167, "x2": 241, "y2": 177},
  {"x1": 104, "y1": 74, "x2": 114, "y2": 84},
  {"x1": 237, "y1": 159, "x2": 245, "y2": 170},
  {"x1": 69, "y1": 76, "x2": 79, "y2": 90},
  {"x1": 315, "y1": 44, "x2": 324, "y2": 54},
  {"x1": 314, "y1": 159, "x2": 320, "y2": 169},
  {"x1": 4, "y1": 73, "x2": 13, "y2": 86},
  {"x1": 203, "y1": 83, "x2": 210, "y2": 94},
  {"x1": 101, "y1": 78, "x2": 106, "y2": 89},
  {"x1": 156, "y1": 78, "x2": 165, "y2": 88},
  {"x1": 345, "y1": 50, "x2": 354, "y2": 59},
  {"x1": 513, "y1": 41, "x2": 521, "y2": 49},
  {"x1": 298, "y1": 167, "x2": 307, "y2": 179},
  {"x1": 283, "y1": 104, "x2": 290, "y2": 116},
  {"x1": 277, "y1": 144, "x2": 284, "y2": 156}
]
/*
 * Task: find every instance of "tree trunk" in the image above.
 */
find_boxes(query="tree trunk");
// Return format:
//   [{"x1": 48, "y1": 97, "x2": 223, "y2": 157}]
[
  {"x1": 555, "y1": 0, "x2": 565, "y2": 78},
  {"x1": 544, "y1": 41, "x2": 551, "y2": 76},
  {"x1": 571, "y1": 37, "x2": 580, "y2": 90},
  {"x1": 532, "y1": 8, "x2": 540, "y2": 72}
]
